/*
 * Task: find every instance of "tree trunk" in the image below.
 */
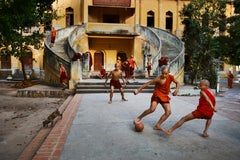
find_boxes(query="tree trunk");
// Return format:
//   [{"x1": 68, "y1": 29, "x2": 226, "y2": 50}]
[{"x1": 20, "y1": 59, "x2": 27, "y2": 81}]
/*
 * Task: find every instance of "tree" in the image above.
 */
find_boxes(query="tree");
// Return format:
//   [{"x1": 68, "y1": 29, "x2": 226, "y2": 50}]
[
  {"x1": 0, "y1": 0, "x2": 56, "y2": 80},
  {"x1": 180, "y1": 0, "x2": 227, "y2": 88},
  {"x1": 212, "y1": 0, "x2": 240, "y2": 65}
]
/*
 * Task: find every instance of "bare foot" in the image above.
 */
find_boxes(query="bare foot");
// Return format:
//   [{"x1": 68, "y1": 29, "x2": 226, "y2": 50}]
[
  {"x1": 108, "y1": 101, "x2": 112, "y2": 104},
  {"x1": 153, "y1": 126, "x2": 172, "y2": 135},
  {"x1": 133, "y1": 118, "x2": 141, "y2": 125},
  {"x1": 153, "y1": 125, "x2": 163, "y2": 130},
  {"x1": 122, "y1": 98, "x2": 128, "y2": 101},
  {"x1": 202, "y1": 132, "x2": 209, "y2": 138}
]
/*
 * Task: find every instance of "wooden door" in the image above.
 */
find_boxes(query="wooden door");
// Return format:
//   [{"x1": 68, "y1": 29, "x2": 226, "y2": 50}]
[{"x1": 94, "y1": 52, "x2": 103, "y2": 71}]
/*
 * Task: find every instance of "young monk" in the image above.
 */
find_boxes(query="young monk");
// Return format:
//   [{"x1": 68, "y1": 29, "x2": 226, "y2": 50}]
[
  {"x1": 162, "y1": 79, "x2": 217, "y2": 137},
  {"x1": 105, "y1": 63, "x2": 127, "y2": 104},
  {"x1": 133, "y1": 65, "x2": 180, "y2": 130},
  {"x1": 146, "y1": 57, "x2": 152, "y2": 78},
  {"x1": 59, "y1": 63, "x2": 68, "y2": 90}
]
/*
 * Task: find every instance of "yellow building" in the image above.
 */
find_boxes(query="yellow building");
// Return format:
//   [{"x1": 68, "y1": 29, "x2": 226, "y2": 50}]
[{"x1": 0, "y1": 0, "x2": 236, "y2": 88}]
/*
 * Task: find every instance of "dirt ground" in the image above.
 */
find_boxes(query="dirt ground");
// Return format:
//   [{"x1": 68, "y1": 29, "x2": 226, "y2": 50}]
[{"x1": 0, "y1": 82, "x2": 66, "y2": 160}]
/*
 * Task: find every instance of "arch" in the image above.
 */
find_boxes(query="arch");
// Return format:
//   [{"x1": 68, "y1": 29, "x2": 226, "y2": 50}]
[
  {"x1": 147, "y1": 11, "x2": 155, "y2": 27},
  {"x1": 66, "y1": 7, "x2": 74, "y2": 27},
  {"x1": 94, "y1": 51, "x2": 104, "y2": 71},
  {"x1": 166, "y1": 11, "x2": 173, "y2": 32}
]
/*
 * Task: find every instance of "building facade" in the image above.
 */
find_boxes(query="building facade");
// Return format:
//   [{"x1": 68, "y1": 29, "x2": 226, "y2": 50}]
[{"x1": 0, "y1": 0, "x2": 237, "y2": 87}]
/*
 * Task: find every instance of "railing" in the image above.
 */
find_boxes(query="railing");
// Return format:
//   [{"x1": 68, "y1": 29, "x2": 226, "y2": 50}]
[
  {"x1": 87, "y1": 23, "x2": 137, "y2": 35},
  {"x1": 45, "y1": 25, "x2": 78, "y2": 46},
  {"x1": 138, "y1": 26, "x2": 162, "y2": 74},
  {"x1": 67, "y1": 24, "x2": 87, "y2": 58},
  {"x1": 150, "y1": 28, "x2": 185, "y2": 76},
  {"x1": 44, "y1": 26, "x2": 77, "y2": 85}
]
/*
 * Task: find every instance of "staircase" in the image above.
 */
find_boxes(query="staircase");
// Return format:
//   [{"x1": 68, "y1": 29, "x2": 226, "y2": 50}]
[
  {"x1": 75, "y1": 80, "x2": 155, "y2": 94},
  {"x1": 44, "y1": 25, "x2": 184, "y2": 93}
]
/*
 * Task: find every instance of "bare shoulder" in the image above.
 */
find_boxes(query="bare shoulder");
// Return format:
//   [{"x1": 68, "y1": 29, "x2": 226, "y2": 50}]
[{"x1": 208, "y1": 89, "x2": 215, "y2": 96}]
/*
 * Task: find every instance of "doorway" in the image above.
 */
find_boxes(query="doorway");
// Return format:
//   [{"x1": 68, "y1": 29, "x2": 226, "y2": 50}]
[
  {"x1": 147, "y1": 11, "x2": 155, "y2": 27},
  {"x1": 117, "y1": 52, "x2": 127, "y2": 62},
  {"x1": 94, "y1": 51, "x2": 104, "y2": 71}
]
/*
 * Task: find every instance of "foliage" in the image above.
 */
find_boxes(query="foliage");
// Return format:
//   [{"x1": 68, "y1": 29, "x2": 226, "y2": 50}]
[
  {"x1": 0, "y1": 0, "x2": 57, "y2": 80},
  {"x1": 212, "y1": 0, "x2": 240, "y2": 66},
  {"x1": 180, "y1": 0, "x2": 227, "y2": 88}
]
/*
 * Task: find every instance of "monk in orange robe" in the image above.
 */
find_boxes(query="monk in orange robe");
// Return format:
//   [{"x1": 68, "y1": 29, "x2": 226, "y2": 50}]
[
  {"x1": 228, "y1": 71, "x2": 234, "y2": 88},
  {"x1": 127, "y1": 55, "x2": 137, "y2": 78},
  {"x1": 59, "y1": 63, "x2": 68, "y2": 90},
  {"x1": 51, "y1": 27, "x2": 56, "y2": 44},
  {"x1": 162, "y1": 79, "x2": 217, "y2": 137},
  {"x1": 133, "y1": 65, "x2": 180, "y2": 130}
]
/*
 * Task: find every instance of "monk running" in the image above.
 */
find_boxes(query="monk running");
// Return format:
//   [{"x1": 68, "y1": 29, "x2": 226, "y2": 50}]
[
  {"x1": 161, "y1": 79, "x2": 217, "y2": 137},
  {"x1": 105, "y1": 63, "x2": 127, "y2": 104},
  {"x1": 133, "y1": 65, "x2": 180, "y2": 130}
]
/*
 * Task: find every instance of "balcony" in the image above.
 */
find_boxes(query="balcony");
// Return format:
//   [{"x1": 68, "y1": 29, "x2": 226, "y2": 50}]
[{"x1": 86, "y1": 23, "x2": 139, "y2": 36}]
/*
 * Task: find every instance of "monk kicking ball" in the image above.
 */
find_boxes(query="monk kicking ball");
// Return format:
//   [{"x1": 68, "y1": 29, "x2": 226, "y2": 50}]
[
  {"x1": 133, "y1": 65, "x2": 180, "y2": 131},
  {"x1": 161, "y1": 79, "x2": 217, "y2": 137}
]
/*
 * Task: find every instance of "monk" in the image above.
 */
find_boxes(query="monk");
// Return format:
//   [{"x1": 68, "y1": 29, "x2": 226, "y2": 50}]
[
  {"x1": 122, "y1": 60, "x2": 131, "y2": 83},
  {"x1": 133, "y1": 65, "x2": 180, "y2": 130},
  {"x1": 97, "y1": 66, "x2": 107, "y2": 79},
  {"x1": 51, "y1": 27, "x2": 56, "y2": 44},
  {"x1": 127, "y1": 55, "x2": 138, "y2": 80},
  {"x1": 146, "y1": 57, "x2": 152, "y2": 78},
  {"x1": 59, "y1": 63, "x2": 68, "y2": 90},
  {"x1": 227, "y1": 71, "x2": 234, "y2": 88},
  {"x1": 105, "y1": 63, "x2": 127, "y2": 104},
  {"x1": 117, "y1": 56, "x2": 122, "y2": 70},
  {"x1": 162, "y1": 79, "x2": 217, "y2": 137}
]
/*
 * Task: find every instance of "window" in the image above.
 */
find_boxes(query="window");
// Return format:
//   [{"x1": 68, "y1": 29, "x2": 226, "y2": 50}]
[
  {"x1": 66, "y1": 7, "x2": 74, "y2": 27},
  {"x1": 147, "y1": 11, "x2": 154, "y2": 27},
  {"x1": 1, "y1": 55, "x2": 11, "y2": 69},
  {"x1": 166, "y1": 11, "x2": 173, "y2": 32}
]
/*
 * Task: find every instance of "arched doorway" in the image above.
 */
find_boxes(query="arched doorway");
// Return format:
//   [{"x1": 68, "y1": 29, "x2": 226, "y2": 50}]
[
  {"x1": 166, "y1": 11, "x2": 173, "y2": 32},
  {"x1": 66, "y1": 7, "x2": 74, "y2": 27},
  {"x1": 117, "y1": 52, "x2": 127, "y2": 62},
  {"x1": 22, "y1": 51, "x2": 33, "y2": 70},
  {"x1": 147, "y1": 11, "x2": 155, "y2": 27},
  {"x1": 94, "y1": 51, "x2": 104, "y2": 71}
]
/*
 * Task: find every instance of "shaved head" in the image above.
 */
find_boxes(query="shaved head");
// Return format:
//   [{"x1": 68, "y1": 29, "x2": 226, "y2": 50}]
[{"x1": 200, "y1": 79, "x2": 210, "y2": 87}]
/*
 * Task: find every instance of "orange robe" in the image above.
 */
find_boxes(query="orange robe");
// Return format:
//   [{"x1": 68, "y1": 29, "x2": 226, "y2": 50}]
[
  {"x1": 228, "y1": 73, "x2": 234, "y2": 88},
  {"x1": 51, "y1": 29, "x2": 56, "y2": 43},
  {"x1": 117, "y1": 59, "x2": 122, "y2": 70},
  {"x1": 192, "y1": 89, "x2": 216, "y2": 119},
  {"x1": 152, "y1": 74, "x2": 174, "y2": 102},
  {"x1": 60, "y1": 66, "x2": 68, "y2": 83}
]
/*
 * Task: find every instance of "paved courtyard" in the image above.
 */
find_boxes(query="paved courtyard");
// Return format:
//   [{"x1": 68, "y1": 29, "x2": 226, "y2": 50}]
[{"x1": 58, "y1": 89, "x2": 240, "y2": 160}]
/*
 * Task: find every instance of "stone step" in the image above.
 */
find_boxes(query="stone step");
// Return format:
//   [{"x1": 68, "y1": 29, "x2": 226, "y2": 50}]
[
  {"x1": 16, "y1": 89, "x2": 73, "y2": 98},
  {"x1": 75, "y1": 88, "x2": 154, "y2": 94},
  {"x1": 75, "y1": 82, "x2": 154, "y2": 93}
]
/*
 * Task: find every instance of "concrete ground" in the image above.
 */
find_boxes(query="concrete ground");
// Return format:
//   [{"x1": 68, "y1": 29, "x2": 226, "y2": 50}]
[
  {"x1": 17, "y1": 81, "x2": 240, "y2": 160},
  {"x1": 57, "y1": 85, "x2": 240, "y2": 160}
]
